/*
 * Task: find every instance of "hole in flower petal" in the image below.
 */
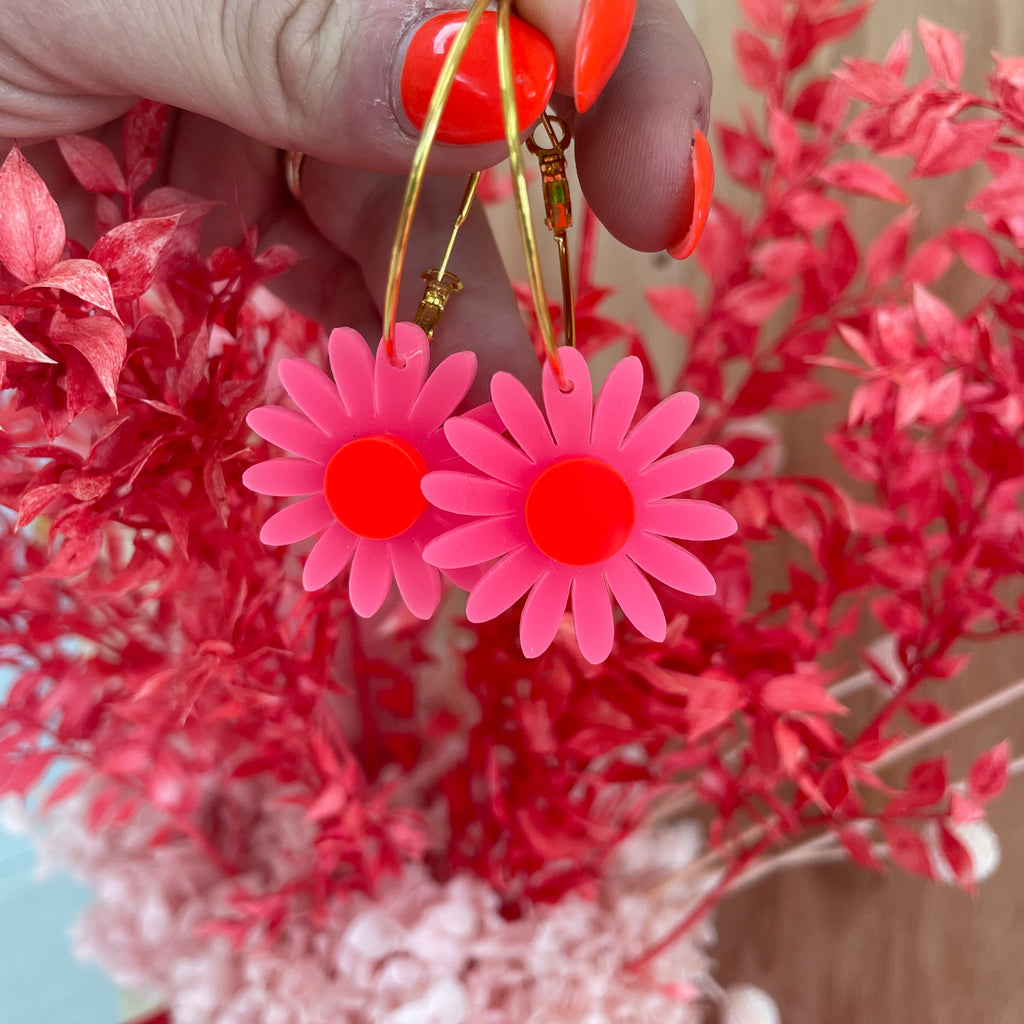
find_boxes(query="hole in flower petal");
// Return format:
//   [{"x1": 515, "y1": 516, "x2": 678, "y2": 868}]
[
  {"x1": 525, "y1": 457, "x2": 635, "y2": 565},
  {"x1": 323, "y1": 434, "x2": 427, "y2": 540}
]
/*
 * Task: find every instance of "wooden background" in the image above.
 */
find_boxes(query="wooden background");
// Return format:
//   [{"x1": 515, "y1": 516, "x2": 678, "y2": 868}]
[{"x1": 640, "y1": 3, "x2": 1024, "y2": 1022}]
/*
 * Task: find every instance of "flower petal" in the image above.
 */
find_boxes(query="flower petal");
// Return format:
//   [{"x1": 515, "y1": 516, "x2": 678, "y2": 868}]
[
  {"x1": 247, "y1": 406, "x2": 335, "y2": 463},
  {"x1": 519, "y1": 569, "x2": 572, "y2": 658},
  {"x1": 627, "y1": 532, "x2": 716, "y2": 597},
  {"x1": 571, "y1": 569, "x2": 616, "y2": 664},
  {"x1": 642, "y1": 499, "x2": 738, "y2": 541},
  {"x1": 243, "y1": 458, "x2": 323, "y2": 496},
  {"x1": 591, "y1": 356, "x2": 643, "y2": 453},
  {"x1": 375, "y1": 322, "x2": 429, "y2": 422},
  {"x1": 466, "y1": 545, "x2": 544, "y2": 622},
  {"x1": 260, "y1": 494, "x2": 334, "y2": 546},
  {"x1": 407, "y1": 351, "x2": 477, "y2": 435},
  {"x1": 422, "y1": 471, "x2": 521, "y2": 516},
  {"x1": 423, "y1": 515, "x2": 522, "y2": 569},
  {"x1": 542, "y1": 346, "x2": 592, "y2": 448},
  {"x1": 604, "y1": 556, "x2": 667, "y2": 642},
  {"x1": 490, "y1": 371, "x2": 554, "y2": 462},
  {"x1": 391, "y1": 540, "x2": 442, "y2": 619},
  {"x1": 328, "y1": 327, "x2": 375, "y2": 423},
  {"x1": 302, "y1": 522, "x2": 357, "y2": 590},
  {"x1": 348, "y1": 538, "x2": 394, "y2": 617},
  {"x1": 277, "y1": 359, "x2": 348, "y2": 435},
  {"x1": 444, "y1": 417, "x2": 534, "y2": 485},
  {"x1": 637, "y1": 446, "x2": 734, "y2": 501},
  {"x1": 621, "y1": 391, "x2": 700, "y2": 470}
]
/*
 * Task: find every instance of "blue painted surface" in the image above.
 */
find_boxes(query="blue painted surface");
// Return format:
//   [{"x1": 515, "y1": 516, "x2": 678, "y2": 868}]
[{"x1": 0, "y1": 668, "x2": 121, "y2": 1024}]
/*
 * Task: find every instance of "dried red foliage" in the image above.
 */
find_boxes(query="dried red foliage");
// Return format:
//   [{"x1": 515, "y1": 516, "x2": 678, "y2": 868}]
[{"x1": 1, "y1": 0, "x2": 1021, "y2": 968}]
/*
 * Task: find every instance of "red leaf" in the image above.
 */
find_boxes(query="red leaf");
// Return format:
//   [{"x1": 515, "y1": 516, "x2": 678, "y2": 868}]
[
  {"x1": 33, "y1": 521, "x2": 104, "y2": 579},
  {"x1": 123, "y1": 100, "x2": 170, "y2": 193},
  {"x1": 738, "y1": 0, "x2": 785, "y2": 36},
  {"x1": 882, "y1": 821, "x2": 935, "y2": 879},
  {"x1": 783, "y1": 191, "x2": 847, "y2": 231},
  {"x1": 0, "y1": 313, "x2": 56, "y2": 364},
  {"x1": 89, "y1": 215, "x2": 181, "y2": 301},
  {"x1": 912, "y1": 284, "x2": 972, "y2": 361},
  {"x1": 918, "y1": 19, "x2": 964, "y2": 88},
  {"x1": 865, "y1": 208, "x2": 916, "y2": 288},
  {"x1": 938, "y1": 825, "x2": 974, "y2": 890},
  {"x1": 904, "y1": 238, "x2": 954, "y2": 286},
  {"x1": 945, "y1": 227, "x2": 1003, "y2": 279},
  {"x1": 904, "y1": 700, "x2": 949, "y2": 725},
  {"x1": 811, "y1": 5, "x2": 870, "y2": 48},
  {"x1": 837, "y1": 826, "x2": 884, "y2": 870},
  {"x1": 913, "y1": 119, "x2": 1001, "y2": 178},
  {"x1": 23, "y1": 259, "x2": 120, "y2": 319},
  {"x1": 0, "y1": 751, "x2": 55, "y2": 795},
  {"x1": 50, "y1": 310, "x2": 127, "y2": 404},
  {"x1": 884, "y1": 29, "x2": 913, "y2": 78},
  {"x1": 16, "y1": 483, "x2": 65, "y2": 529},
  {"x1": 834, "y1": 58, "x2": 906, "y2": 104},
  {"x1": 762, "y1": 673, "x2": 847, "y2": 716},
  {"x1": 818, "y1": 161, "x2": 909, "y2": 203},
  {"x1": 685, "y1": 676, "x2": 744, "y2": 741},
  {"x1": 56, "y1": 135, "x2": 128, "y2": 195},
  {"x1": 751, "y1": 239, "x2": 812, "y2": 280},
  {"x1": 720, "y1": 279, "x2": 790, "y2": 324},
  {"x1": 903, "y1": 756, "x2": 948, "y2": 808},
  {"x1": 967, "y1": 741, "x2": 1010, "y2": 803},
  {"x1": 950, "y1": 792, "x2": 984, "y2": 825},
  {"x1": 42, "y1": 770, "x2": 90, "y2": 810},
  {"x1": 719, "y1": 126, "x2": 769, "y2": 188},
  {"x1": 734, "y1": 30, "x2": 777, "y2": 91},
  {"x1": 646, "y1": 287, "x2": 701, "y2": 336},
  {"x1": 768, "y1": 106, "x2": 801, "y2": 177},
  {"x1": 0, "y1": 144, "x2": 66, "y2": 283}
]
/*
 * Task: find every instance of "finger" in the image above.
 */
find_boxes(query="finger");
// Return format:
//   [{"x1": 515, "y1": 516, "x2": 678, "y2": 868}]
[
  {"x1": 570, "y1": 0, "x2": 713, "y2": 253},
  {"x1": 515, "y1": 0, "x2": 637, "y2": 112},
  {"x1": 1, "y1": 0, "x2": 557, "y2": 173},
  {"x1": 300, "y1": 158, "x2": 540, "y2": 404}
]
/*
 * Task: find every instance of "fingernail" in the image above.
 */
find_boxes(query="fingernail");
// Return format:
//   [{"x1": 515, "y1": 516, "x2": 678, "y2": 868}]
[
  {"x1": 668, "y1": 129, "x2": 714, "y2": 261},
  {"x1": 400, "y1": 11, "x2": 556, "y2": 145},
  {"x1": 574, "y1": 0, "x2": 637, "y2": 114}
]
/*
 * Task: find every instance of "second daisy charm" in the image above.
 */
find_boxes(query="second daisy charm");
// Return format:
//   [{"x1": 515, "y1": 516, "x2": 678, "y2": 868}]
[{"x1": 423, "y1": 347, "x2": 738, "y2": 664}]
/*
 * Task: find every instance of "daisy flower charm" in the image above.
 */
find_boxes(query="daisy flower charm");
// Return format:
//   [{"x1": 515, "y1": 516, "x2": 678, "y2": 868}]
[
  {"x1": 243, "y1": 324, "x2": 476, "y2": 619},
  {"x1": 422, "y1": 347, "x2": 738, "y2": 663}
]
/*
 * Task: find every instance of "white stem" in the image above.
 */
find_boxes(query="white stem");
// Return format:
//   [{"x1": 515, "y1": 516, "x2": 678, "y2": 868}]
[
  {"x1": 872, "y1": 676, "x2": 1024, "y2": 772},
  {"x1": 829, "y1": 667, "x2": 876, "y2": 701}
]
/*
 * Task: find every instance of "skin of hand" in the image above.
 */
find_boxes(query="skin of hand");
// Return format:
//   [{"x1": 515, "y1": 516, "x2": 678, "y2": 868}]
[{"x1": 0, "y1": 0, "x2": 711, "y2": 399}]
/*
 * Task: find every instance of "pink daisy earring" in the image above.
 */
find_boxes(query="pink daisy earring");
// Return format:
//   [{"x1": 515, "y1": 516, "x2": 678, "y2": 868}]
[
  {"x1": 242, "y1": 323, "x2": 476, "y2": 619},
  {"x1": 421, "y1": 347, "x2": 737, "y2": 664}
]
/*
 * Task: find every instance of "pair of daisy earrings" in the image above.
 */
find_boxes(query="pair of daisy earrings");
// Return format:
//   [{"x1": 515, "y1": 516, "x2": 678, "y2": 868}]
[
  {"x1": 242, "y1": 323, "x2": 737, "y2": 665},
  {"x1": 245, "y1": 5, "x2": 733, "y2": 664}
]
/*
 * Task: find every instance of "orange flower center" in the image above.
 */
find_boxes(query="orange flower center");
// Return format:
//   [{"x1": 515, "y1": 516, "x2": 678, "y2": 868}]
[
  {"x1": 525, "y1": 457, "x2": 635, "y2": 566},
  {"x1": 323, "y1": 434, "x2": 428, "y2": 540}
]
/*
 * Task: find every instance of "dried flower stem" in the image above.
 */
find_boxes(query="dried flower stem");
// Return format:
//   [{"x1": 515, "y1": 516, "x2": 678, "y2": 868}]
[{"x1": 871, "y1": 676, "x2": 1024, "y2": 773}]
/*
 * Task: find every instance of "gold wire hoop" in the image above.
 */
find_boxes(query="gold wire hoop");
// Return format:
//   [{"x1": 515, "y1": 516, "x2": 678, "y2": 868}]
[
  {"x1": 495, "y1": 0, "x2": 568, "y2": 389},
  {"x1": 382, "y1": 0, "x2": 491, "y2": 364},
  {"x1": 382, "y1": 0, "x2": 571, "y2": 390}
]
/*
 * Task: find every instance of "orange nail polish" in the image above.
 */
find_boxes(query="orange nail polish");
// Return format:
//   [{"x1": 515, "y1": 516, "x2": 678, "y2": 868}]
[
  {"x1": 574, "y1": 0, "x2": 637, "y2": 114},
  {"x1": 668, "y1": 129, "x2": 714, "y2": 261},
  {"x1": 401, "y1": 11, "x2": 556, "y2": 145}
]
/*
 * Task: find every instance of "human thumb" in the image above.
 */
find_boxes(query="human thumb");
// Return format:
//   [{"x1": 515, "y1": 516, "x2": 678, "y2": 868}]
[{"x1": 1, "y1": 0, "x2": 567, "y2": 173}]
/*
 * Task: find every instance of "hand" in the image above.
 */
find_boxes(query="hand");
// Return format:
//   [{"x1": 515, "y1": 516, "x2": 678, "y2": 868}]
[{"x1": 1, "y1": 0, "x2": 711, "y2": 395}]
